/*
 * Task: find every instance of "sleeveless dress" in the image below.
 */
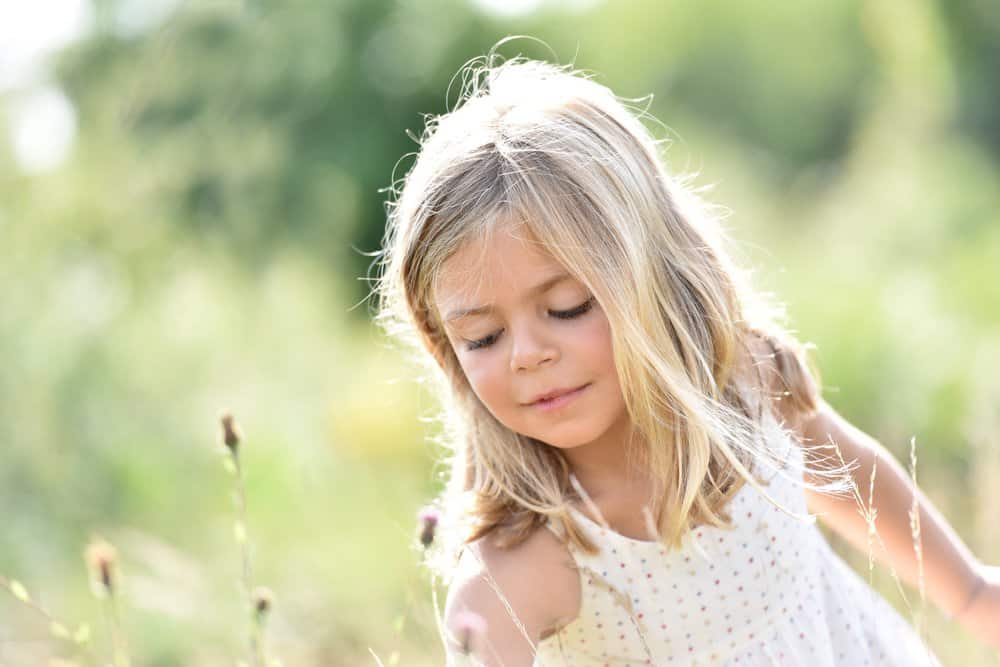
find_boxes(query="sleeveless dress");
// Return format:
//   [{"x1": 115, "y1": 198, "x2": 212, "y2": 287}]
[{"x1": 533, "y1": 410, "x2": 941, "y2": 666}]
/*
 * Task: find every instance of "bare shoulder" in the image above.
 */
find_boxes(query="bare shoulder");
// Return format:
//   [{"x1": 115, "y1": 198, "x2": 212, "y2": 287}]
[{"x1": 443, "y1": 523, "x2": 581, "y2": 666}]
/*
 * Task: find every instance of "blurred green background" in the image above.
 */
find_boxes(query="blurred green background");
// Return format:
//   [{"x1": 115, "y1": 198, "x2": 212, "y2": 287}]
[{"x1": 1, "y1": 0, "x2": 998, "y2": 664}]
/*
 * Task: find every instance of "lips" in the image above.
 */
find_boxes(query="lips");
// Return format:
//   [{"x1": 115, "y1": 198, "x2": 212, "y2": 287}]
[{"x1": 524, "y1": 383, "x2": 590, "y2": 406}]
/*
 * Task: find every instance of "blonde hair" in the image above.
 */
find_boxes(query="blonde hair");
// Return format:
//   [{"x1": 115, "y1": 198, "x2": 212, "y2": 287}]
[{"x1": 374, "y1": 53, "x2": 842, "y2": 573}]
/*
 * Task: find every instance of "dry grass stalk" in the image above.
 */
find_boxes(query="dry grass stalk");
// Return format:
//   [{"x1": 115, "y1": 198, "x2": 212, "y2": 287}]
[
  {"x1": 830, "y1": 434, "x2": 917, "y2": 620},
  {"x1": 84, "y1": 536, "x2": 130, "y2": 667},
  {"x1": 907, "y1": 436, "x2": 927, "y2": 637},
  {"x1": 420, "y1": 507, "x2": 450, "y2": 666},
  {"x1": 0, "y1": 574, "x2": 97, "y2": 662},
  {"x1": 0, "y1": 413, "x2": 285, "y2": 666},
  {"x1": 218, "y1": 411, "x2": 273, "y2": 667},
  {"x1": 461, "y1": 545, "x2": 531, "y2": 665}
]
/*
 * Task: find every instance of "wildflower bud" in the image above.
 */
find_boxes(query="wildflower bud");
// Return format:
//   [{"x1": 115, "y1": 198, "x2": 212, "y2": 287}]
[
  {"x1": 220, "y1": 412, "x2": 241, "y2": 454},
  {"x1": 417, "y1": 506, "x2": 439, "y2": 549},
  {"x1": 452, "y1": 610, "x2": 487, "y2": 655},
  {"x1": 252, "y1": 586, "x2": 274, "y2": 618},
  {"x1": 84, "y1": 537, "x2": 118, "y2": 595}
]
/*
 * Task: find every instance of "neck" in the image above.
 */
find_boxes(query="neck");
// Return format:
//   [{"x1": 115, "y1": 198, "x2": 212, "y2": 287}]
[{"x1": 560, "y1": 413, "x2": 652, "y2": 504}]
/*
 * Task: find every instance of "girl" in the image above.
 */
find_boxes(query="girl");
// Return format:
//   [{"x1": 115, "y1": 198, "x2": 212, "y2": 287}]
[{"x1": 374, "y1": 53, "x2": 999, "y2": 666}]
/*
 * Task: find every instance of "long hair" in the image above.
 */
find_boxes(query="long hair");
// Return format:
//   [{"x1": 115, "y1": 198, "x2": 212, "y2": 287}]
[{"x1": 374, "y1": 54, "x2": 845, "y2": 575}]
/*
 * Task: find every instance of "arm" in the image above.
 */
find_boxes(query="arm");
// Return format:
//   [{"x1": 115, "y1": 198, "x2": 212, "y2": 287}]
[
  {"x1": 793, "y1": 399, "x2": 1000, "y2": 645},
  {"x1": 797, "y1": 400, "x2": 982, "y2": 617}
]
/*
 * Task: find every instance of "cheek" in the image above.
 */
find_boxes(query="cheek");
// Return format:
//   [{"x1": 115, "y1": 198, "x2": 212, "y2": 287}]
[
  {"x1": 572, "y1": 314, "x2": 615, "y2": 363},
  {"x1": 462, "y1": 360, "x2": 492, "y2": 391},
  {"x1": 467, "y1": 366, "x2": 519, "y2": 426},
  {"x1": 455, "y1": 351, "x2": 506, "y2": 403}
]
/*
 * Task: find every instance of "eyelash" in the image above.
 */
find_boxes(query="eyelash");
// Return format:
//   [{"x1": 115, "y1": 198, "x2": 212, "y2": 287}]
[{"x1": 465, "y1": 296, "x2": 596, "y2": 351}]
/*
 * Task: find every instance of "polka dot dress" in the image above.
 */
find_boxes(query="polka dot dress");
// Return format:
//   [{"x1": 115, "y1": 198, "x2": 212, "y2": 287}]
[{"x1": 533, "y1": 411, "x2": 941, "y2": 667}]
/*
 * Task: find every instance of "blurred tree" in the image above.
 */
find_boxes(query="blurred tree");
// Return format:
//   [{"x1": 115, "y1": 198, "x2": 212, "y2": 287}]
[
  {"x1": 53, "y1": 0, "x2": 512, "y2": 306},
  {"x1": 49, "y1": 0, "x2": 893, "y2": 310},
  {"x1": 937, "y1": 0, "x2": 1000, "y2": 157}
]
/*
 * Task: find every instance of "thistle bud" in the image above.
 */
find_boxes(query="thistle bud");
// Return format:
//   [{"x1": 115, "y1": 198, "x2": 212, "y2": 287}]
[
  {"x1": 417, "y1": 506, "x2": 439, "y2": 549},
  {"x1": 253, "y1": 586, "x2": 274, "y2": 619},
  {"x1": 220, "y1": 412, "x2": 241, "y2": 454},
  {"x1": 84, "y1": 537, "x2": 118, "y2": 595}
]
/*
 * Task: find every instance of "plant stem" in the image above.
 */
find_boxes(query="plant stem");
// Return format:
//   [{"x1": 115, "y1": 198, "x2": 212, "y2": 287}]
[
  {"x1": 232, "y1": 453, "x2": 260, "y2": 667},
  {"x1": 104, "y1": 590, "x2": 129, "y2": 667}
]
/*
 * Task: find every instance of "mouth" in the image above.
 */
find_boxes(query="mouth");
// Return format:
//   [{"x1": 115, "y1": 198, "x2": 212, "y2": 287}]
[{"x1": 526, "y1": 383, "x2": 591, "y2": 411}]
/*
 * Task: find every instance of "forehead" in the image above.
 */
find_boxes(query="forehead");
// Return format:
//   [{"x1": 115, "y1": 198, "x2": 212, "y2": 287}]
[{"x1": 433, "y1": 225, "x2": 568, "y2": 307}]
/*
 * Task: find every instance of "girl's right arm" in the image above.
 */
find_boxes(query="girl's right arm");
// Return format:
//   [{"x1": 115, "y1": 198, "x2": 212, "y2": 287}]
[{"x1": 442, "y1": 526, "x2": 580, "y2": 666}]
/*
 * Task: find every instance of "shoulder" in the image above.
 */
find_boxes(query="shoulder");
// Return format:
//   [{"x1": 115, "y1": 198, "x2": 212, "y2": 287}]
[{"x1": 443, "y1": 522, "x2": 580, "y2": 665}]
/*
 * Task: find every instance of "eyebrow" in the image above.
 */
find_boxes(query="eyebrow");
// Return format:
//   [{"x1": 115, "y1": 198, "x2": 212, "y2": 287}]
[{"x1": 444, "y1": 272, "x2": 574, "y2": 323}]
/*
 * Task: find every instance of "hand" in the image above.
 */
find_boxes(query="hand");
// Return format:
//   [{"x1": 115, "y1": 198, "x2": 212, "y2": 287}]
[{"x1": 954, "y1": 564, "x2": 1000, "y2": 648}]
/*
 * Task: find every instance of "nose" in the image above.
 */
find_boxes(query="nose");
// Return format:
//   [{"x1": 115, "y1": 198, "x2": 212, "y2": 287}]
[{"x1": 509, "y1": 321, "x2": 558, "y2": 372}]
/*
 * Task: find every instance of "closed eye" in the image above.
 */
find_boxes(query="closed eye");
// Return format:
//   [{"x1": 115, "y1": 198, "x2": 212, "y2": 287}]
[{"x1": 465, "y1": 296, "x2": 596, "y2": 351}]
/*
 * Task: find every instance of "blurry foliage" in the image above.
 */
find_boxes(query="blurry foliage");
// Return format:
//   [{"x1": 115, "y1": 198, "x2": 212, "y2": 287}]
[
  {"x1": 938, "y1": 0, "x2": 1000, "y2": 156},
  {"x1": 0, "y1": 0, "x2": 998, "y2": 664},
  {"x1": 54, "y1": 0, "x2": 502, "y2": 283}
]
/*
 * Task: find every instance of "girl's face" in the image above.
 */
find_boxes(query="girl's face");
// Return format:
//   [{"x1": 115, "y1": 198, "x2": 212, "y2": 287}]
[{"x1": 433, "y1": 224, "x2": 631, "y2": 451}]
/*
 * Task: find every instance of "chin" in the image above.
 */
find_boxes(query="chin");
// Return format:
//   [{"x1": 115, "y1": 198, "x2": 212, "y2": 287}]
[{"x1": 528, "y1": 426, "x2": 600, "y2": 451}]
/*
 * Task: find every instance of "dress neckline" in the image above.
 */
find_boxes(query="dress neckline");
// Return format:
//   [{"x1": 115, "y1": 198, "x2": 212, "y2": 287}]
[
  {"x1": 562, "y1": 409, "x2": 791, "y2": 547},
  {"x1": 564, "y1": 501, "x2": 659, "y2": 545},
  {"x1": 564, "y1": 474, "x2": 756, "y2": 548}
]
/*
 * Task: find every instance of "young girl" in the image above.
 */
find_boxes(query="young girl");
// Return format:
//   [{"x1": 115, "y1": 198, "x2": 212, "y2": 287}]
[{"x1": 374, "y1": 53, "x2": 1000, "y2": 665}]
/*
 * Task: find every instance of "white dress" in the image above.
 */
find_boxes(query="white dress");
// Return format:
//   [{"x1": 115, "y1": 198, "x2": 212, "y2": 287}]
[{"x1": 533, "y1": 410, "x2": 941, "y2": 666}]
